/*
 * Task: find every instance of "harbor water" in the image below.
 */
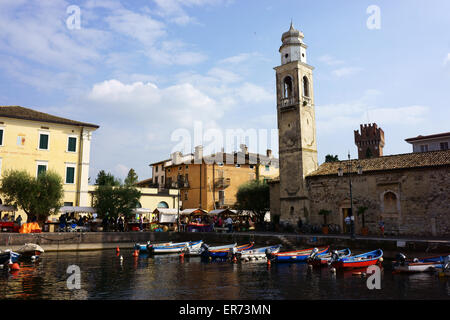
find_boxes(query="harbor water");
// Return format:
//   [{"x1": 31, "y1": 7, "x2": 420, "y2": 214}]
[{"x1": 0, "y1": 249, "x2": 449, "y2": 300}]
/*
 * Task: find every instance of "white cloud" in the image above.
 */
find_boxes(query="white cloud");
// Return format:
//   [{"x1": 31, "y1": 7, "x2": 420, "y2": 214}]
[
  {"x1": 444, "y1": 53, "x2": 450, "y2": 65},
  {"x1": 318, "y1": 54, "x2": 344, "y2": 66},
  {"x1": 332, "y1": 67, "x2": 363, "y2": 77}
]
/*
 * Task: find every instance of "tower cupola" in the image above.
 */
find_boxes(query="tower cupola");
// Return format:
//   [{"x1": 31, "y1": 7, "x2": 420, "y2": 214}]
[{"x1": 279, "y1": 22, "x2": 307, "y2": 65}]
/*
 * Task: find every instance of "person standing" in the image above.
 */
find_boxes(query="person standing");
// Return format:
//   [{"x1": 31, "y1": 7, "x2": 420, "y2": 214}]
[
  {"x1": 225, "y1": 216, "x2": 233, "y2": 233},
  {"x1": 344, "y1": 215, "x2": 351, "y2": 234},
  {"x1": 379, "y1": 218, "x2": 385, "y2": 237}
]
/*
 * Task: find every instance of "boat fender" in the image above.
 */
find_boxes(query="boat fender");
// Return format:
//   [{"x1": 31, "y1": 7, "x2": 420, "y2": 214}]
[
  {"x1": 378, "y1": 257, "x2": 384, "y2": 263},
  {"x1": 9, "y1": 262, "x2": 20, "y2": 271},
  {"x1": 413, "y1": 258, "x2": 419, "y2": 263},
  {"x1": 330, "y1": 267, "x2": 336, "y2": 273}
]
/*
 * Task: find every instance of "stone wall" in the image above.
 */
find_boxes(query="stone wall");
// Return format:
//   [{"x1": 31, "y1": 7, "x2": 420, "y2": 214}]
[{"x1": 306, "y1": 166, "x2": 450, "y2": 237}]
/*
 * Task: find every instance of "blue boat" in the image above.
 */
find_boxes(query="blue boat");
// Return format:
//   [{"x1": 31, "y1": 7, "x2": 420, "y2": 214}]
[
  {"x1": 393, "y1": 253, "x2": 450, "y2": 273},
  {"x1": 268, "y1": 246, "x2": 329, "y2": 263},
  {"x1": 0, "y1": 250, "x2": 20, "y2": 265},
  {"x1": 201, "y1": 243, "x2": 254, "y2": 260},
  {"x1": 307, "y1": 248, "x2": 351, "y2": 266},
  {"x1": 331, "y1": 249, "x2": 383, "y2": 269},
  {"x1": 134, "y1": 241, "x2": 172, "y2": 253}
]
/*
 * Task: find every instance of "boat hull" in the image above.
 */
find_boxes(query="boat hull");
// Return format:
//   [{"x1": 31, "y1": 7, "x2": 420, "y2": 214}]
[
  {"x1": 202, "y1": 243, "x2": 254, "y2": 260},
  {"x1": 149, "y1": 241, "x2": 203, "y2": 254},
  {"x1": 239, "y1": 245, "x2": 282, "y2": 261},
  {"x1": 269, "y1": 246, "x2": 329, "y2": 263},
  {"x1": 332, "y1": 249, "x2": 383, "y2": 269}
]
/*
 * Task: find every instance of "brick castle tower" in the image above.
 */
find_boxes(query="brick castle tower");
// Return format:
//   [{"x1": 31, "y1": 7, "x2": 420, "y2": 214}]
[{"x1": 354, "y1": 123, "x2": 385, "y2": 159}]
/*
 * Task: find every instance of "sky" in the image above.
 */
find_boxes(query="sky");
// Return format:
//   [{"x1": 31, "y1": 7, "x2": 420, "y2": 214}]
[{"x1": 1, "y1": 0, "x2": 449, "y2": 182}]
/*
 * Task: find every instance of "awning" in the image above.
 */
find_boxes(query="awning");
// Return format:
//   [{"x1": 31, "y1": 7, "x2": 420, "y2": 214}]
[
  {"x1": 159, "y1": 213, "x2": 178, "y2": 223},
  {"x1": 0, "y1": 205, "x2": 17, "y2": 212},
  {"x1": 133, "y1": 208, "x2": 152, "y2": 214},
  {"x1": 180, "y1": 208, "x2": 207, "y2": 215},
  {"x1": 60, "y1": 206, "x2": 96, "y2": 213}
]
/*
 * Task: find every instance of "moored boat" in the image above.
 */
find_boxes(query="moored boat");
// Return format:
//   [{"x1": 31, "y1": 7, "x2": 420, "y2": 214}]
[
  {"x1": 267, "y1": 246, "x2": 329, "y2": 263},
  {"x1": 0, "y1": 250, "x2": 20, "y2": 265},
  {"x1": 237, "y1": 244, "x2": 282, "y2": 262},
  {"x1": 331, "y1": 249, "x2": 383, "y2": 269},
  {"x1": 307, "y1": 248, "x2": 351, "y2": 266},
  {"x1": 393, "y1": 253, "x2": 450, "y2": 273},
  {"x1": 201, "y1": 243, "x2": 254, "y2": 260},
  {"x1": 188, "y1": 242, "x2": 237, "y2": 256},
  {"x1": 15, "y1": 243, "x2": 44, "y2": 258},
  {"x1": 134, "y1": 241, "x2": 172, "y2": 253},
  {"x1": 149, "y1": 241, "x2": 203, "y2": 254}
]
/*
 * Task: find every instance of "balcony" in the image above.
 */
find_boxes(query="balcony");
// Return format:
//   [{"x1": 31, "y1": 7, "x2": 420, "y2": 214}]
[
  {"x1": 214, "y1": 177, "x2": 231, "y2": 189},
  {"x1": 279, "y1": 97, "x2": 297, "y2": 110}
]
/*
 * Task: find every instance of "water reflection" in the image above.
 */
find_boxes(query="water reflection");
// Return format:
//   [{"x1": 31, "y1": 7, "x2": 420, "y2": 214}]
[{"x1": 0, "y1": 250, "x2": 448, "y2": 300}]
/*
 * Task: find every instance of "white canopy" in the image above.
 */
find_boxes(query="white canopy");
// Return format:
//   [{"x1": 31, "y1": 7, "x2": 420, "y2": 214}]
[
  {"x1": 0, "y1": 205, "x2": 17, "y2": 212},
  {"x1": 60, "y1": 206, "x2": 96, "y2": 213},
  {"x1": 180, "y1": 208, "x2": 207, "y2": 215},
  {"x1": 133, "y1": 208, "x2": 152, "y2": 214}
]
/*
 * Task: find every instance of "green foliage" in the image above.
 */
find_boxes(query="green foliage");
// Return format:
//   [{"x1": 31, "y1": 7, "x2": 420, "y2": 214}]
[
  {"x1": 235, "y1": 180, "x2": 270, "y2": 225},
  {"x1": 325, "y1": 154, "x2": 339, "y2": 162},
  {"x1": 318, "y1": 209, "x2": 332, "y2": 225},
  {"x1": 95, "y1": 170, "x2": 120, "y2": 186},
  {"x1": 124, "y1": 168, "x2": 139, "y2": 186},
  {"x1": 357, "y1": 206, "x2": 369, "y2": 227},
  {"x1": 92, "y1": 171, "x2": 141, "y2": 220},
  {"x1": 0, "y1": 169, "x2": 64, "y2": 222}
]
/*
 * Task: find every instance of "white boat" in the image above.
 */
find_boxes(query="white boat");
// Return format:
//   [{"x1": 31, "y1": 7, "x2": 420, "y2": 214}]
[
  {"x1": 393, "y1": 253, "x2": 449, "y2": 273},
  {"x1": 15, "y1": 243, "x2": 44, "y2": 258},
  {"x1": 238, "y1": 244, "x2": 282, "y2": 262},
  {"x1": 187, "y1": 243, "x2": 237, "y2": 256},
  {"x1": 149, "y1": 241, "x2": 202, "y2": 254}
]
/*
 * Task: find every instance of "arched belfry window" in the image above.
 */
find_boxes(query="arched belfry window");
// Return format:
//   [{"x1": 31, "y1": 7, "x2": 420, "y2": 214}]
[
  {"x1": 283, "y1": 76, "x2": 293, "y2": 98},
  {"x1": 302, "y1": 76, "x2": 310, "y2": 97}
]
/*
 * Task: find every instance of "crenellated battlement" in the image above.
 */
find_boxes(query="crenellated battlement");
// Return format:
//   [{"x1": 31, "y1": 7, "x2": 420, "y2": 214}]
[{"x1": 354, "y1": 123, "x2": 385, "y2": 159}]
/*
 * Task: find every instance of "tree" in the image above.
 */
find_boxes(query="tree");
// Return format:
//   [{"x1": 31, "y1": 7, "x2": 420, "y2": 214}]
[
  {"x1": 92, "y1": 172, "x2": 141, "y2": 220},
  {"x1": 124, "y1": 168, "x2": 139, "y2": 186},
  {"x1": 235, "y1": 180, "x2": 270, "y2": 226},
  {"x1": 357, "y1": 206, "x2": 369, "y2": 228},
  {"x1": 318, "y1": 209, "x2": 332, "y2": 226},
  {"x1": 325, "y1": 154, "x2": 339, "y2": 162},
  {"x1": 0, "y1": 169, "x2": 64, "y2": 223},
  {"x1": 95, "y1": 170, "x2": 120, "y2": 186}
]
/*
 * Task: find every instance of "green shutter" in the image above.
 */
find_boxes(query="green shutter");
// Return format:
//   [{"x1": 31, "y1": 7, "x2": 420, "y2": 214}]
[
  {"x1": 37, "y1": 165, "x2": 47, "y2": 176},
  {"x1": 68, "y1": 137, "x2": 77, "y2": 152},
  {"x1": 66, "y1": 167, "x2": 75, "y2": 184},
  {"x1": 0, "y1": 130, "x2": 3, "y2": 145},
  {"x1": 39, "y1": 134, "x2": 49, "y2": 149}
]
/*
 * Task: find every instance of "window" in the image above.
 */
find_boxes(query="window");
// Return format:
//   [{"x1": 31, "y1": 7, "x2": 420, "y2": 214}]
[
  {"x1": 235, "y1": 164, "x2": 241, "y2": 168},
  {"x1": 39, "y1": 133, "x2": 49, "y2": 150},
  {"x1": 0, "y1": 129, "x2": 3, "y2": 146},
  {"x1": 17, "y1": 134, "x2": 26, "y2": 146},
  {"x1": 67, "y1": 136, "x2": 77, "y2": 152},
  {"x1": 157, "y1": 201, "x2": 169, "y2": 208},
  {"x1": 155, "y1": 176, "x2": 159, "y2": 184},
  {"x1": 383, "y1": 192, "x2": 398, "y2": 213},
  {"x1": 36, "y1": 162, "x2": 48, "y2": 176},
  {"x1": 64, "y1": 202, "x2": 73, "y2": 206},
  {"x1": 249, "y1": 165, "x2": 254, "y2": 169},
  {"x1": 303, "y1": 76, "x2": 310, "y2": 97},
  {"x1": 184, "y1": 192, "x2": 188, "y2": 201},
  {"x1": 65, "y1": 165, "x2": 75, "y2": 184},
  {"x1": 265, "y1": 165, "x2": 270, "y2": 171},
  {"x1": 0, "y1": 158, "x2": 2, "y2": 176},
  {"x1": 283, "y1": 76, "x2": 293, "y2": 98},
  {"x1": 440, "y1": 142, "x2": 449, "y2": 150},
  {"x1": 420, "y1": 144, "x2": 428, "y2": 152}
]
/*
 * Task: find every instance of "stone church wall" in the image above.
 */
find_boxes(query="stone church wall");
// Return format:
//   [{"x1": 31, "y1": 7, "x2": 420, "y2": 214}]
[{"x1": 306, "y1": 166, "x2": 450, "y2": 237}]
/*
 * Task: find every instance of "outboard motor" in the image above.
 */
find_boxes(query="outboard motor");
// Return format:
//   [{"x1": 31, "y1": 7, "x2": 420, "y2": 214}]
[
  {"x1": 395, "y1": 253, "x2": 407, "y2": 266},
  {"x1": 307, "y1": 248, "x2": 319, "y2": 262},
  {"x1": 329, "y1": 250, "x2": 339, "y2": 265},
  {"x1": 265, "y1": 248, "x2": 274, "y2": 261},
  {"x1": 200, "y1": 243, "x2": 209, "y2": 254},
  {"x1": 443, "y1": 255, "x2": 450, "y2": 270}
]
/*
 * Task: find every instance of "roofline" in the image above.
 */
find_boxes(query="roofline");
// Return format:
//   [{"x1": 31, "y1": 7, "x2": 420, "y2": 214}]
[
  {"x1": 405, "y1": 132, "x2": 450, "y2": 143},
  {"x1": 0, "y1": 112, "x2": 99, "y2": 129}
]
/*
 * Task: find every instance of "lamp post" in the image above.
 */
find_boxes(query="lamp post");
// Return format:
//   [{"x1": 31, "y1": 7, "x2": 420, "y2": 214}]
[{"x1": 338, "y1": 152, "x2": 362, "y2": 240}]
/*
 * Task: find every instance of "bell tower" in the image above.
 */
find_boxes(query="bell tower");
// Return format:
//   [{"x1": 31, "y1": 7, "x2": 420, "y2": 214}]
[{"x1": 275, "y1": 22, "x2": 318, "y2": 225}]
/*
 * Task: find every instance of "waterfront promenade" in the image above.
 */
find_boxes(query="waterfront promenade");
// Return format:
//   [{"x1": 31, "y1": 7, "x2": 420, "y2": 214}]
[{"x1": 0, "y1": 231, "x2": 449, "y2": 258}]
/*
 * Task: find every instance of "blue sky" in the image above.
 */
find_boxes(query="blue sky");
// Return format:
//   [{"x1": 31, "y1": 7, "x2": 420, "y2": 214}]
[{"x1": 1, "y1": 0, "x2": 449, "y2": 182}]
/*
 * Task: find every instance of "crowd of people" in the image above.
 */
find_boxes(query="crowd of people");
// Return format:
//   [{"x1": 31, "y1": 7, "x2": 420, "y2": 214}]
[{"x1": 180, "y1": 214, "x2": 256, "y2": 233}]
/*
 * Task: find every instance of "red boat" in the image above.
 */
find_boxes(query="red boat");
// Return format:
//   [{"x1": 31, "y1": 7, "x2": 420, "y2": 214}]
[{"x1": 331, "y1": 249, "x2": 383, "y2": 269}]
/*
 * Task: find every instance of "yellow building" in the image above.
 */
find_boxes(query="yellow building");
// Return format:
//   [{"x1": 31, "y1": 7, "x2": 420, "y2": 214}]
[
  {"x1": 157, "y1": 145, "x2": 279, "y2": 212},
  {"x1": 0, "y1": 106, "x2": 99, "y2": 219}
]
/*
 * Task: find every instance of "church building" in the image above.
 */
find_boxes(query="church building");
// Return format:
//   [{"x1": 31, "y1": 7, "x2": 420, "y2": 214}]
[{"x1": 269, "y1": 24, "x2": 450, "y2": 237}]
